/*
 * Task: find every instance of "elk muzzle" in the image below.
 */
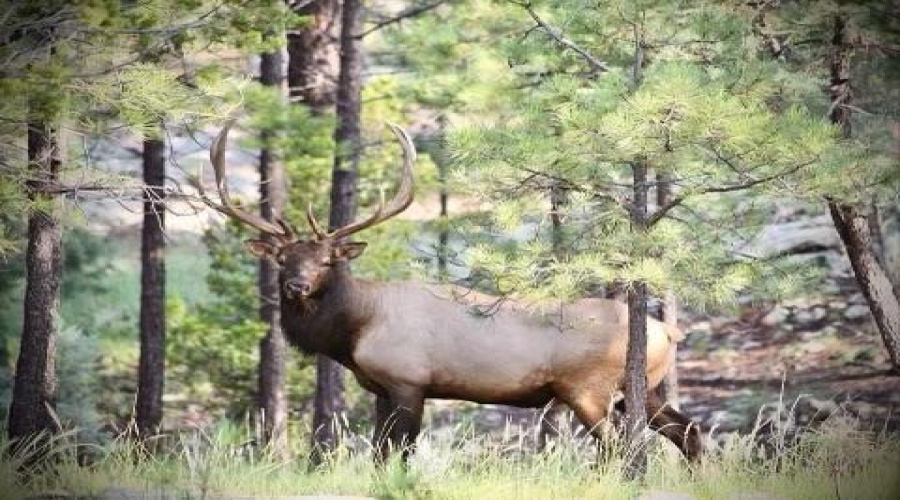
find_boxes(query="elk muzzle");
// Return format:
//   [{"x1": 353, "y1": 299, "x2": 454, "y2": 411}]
[{"x1": 284, "y1": 279, "x2": 312, "y2": 299}]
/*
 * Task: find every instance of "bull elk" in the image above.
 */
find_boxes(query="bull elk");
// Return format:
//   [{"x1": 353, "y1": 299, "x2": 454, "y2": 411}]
[{"x1": 198, "y1": 122, "x2": 702, "y2": 463}]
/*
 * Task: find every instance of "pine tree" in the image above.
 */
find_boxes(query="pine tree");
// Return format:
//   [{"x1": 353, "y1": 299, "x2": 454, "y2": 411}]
[
  {"x1": 390, "y1": 0, "x2": 842, "y2": 475},
  {"x1": 136, "y1": 126, "x2": 166, "y2": 440},
  {"x1": 749, "y1": 1, "x2": 900, "y2": 371},
  {"x1": 310, "y1": 0, "x2": 367, "y2": 467},
  {"x1": 257, "y1": 39, "x2": 290, "y2": 458},
  {"x1": 1, "y1": 0, "x2": 304, "y2": 452}
]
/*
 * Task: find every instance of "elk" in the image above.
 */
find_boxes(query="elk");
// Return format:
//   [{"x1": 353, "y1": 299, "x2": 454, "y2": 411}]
[{"x1": 198, "y1": 122, "x2": 702, "y2": 463}]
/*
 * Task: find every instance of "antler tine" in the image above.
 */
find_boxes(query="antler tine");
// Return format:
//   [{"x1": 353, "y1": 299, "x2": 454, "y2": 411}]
[
  {"x1": 203, "y1": 120, "x2": 291, "y2": 239},
  {"x1": 328, "y1": 123, "x2": 417, "y2": 240},
  {"x1": 306, "y1": 202, "x2": 329, "y2": 240},
  {"x1": 275, "y1": 218, "x2": 297, "y2": 240}
]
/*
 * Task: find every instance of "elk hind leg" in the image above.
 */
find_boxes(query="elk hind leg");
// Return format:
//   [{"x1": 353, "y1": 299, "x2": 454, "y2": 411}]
[{"x1": 556, "y1": 385, "x2": 617, "y2": 439}]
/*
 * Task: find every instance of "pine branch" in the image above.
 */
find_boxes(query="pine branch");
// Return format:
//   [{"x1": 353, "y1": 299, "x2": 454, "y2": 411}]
[
  {"x1": 646, "y1": 158, "x2": 818, "y2": 227},
  {"x1": 515, "y1": 2, "x2": 610, "y2": 74},
  {"x1": 358, "y1": 0, "x2": 450, "y2": 38}
]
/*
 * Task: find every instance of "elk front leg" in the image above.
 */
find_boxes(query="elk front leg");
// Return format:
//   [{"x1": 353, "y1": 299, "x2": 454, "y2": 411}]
[
  {"x1": 373, "y1": 395, "x2": 392, "y2": 465},
  {"x1": 385, "y1": 386, "x2": 424, "y2": 464},
  {"x1": 645, "y1": 392, "x2": 703, "y2": 462}
]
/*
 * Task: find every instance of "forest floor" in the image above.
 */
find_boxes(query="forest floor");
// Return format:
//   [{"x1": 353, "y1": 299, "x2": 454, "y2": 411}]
[{"x1": 678, "y1": 295, "x2": 900, "y2": 435}]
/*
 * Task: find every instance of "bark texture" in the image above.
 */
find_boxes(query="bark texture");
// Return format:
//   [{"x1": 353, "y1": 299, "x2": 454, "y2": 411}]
[
  {"x1": 436, "y1": 119, "x2": 450, "y2": 277},
  {"x1": 258, "y1": 47, "x2": 289, "y2": 456},
  {"x1": 135, "y1": 134, "x2": 166, "y2": 438},
  {"x1": 625, "y1": 160, "x2": 650, "y2": 479},
  {"x1": 287, "y1": 0, "x2": 340, "y2": 114},
  {"x1": 8, "y1": 120, "x2": 62, "y2": 447},
  {"x1": 827, "y1": 16, "x2": 900, "y2": 371},
  {"x1": 655, "y1": 171, "x2": 679, "y2": 409},
  {"x1": 310, "y1": 0, "x2": 364, "y2": 465}
]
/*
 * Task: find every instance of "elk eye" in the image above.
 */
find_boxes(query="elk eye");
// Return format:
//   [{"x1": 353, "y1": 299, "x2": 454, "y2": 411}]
[{"x1": 276, "y1": 255, "x2": 286, "y2": 265}]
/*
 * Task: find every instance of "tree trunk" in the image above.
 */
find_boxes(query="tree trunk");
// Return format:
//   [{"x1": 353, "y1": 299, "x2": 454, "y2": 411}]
[
  {"x1": 135, "y1": 132, "x2": 166, "y2": 439},
  {"x1": 8, "y1": 120, "x2": 62, "y2": 450},
  {"x1": 436, "y1": 118, "x2": 450, "y2": 278},
  {"x1": 829, "y1": 203, "x2": 900, "y2": 370},
  {"x1": 655, "y1": 171, "x2": 679, "y2": 409},
  {"x1": 258, "y1": 47, "x2": 289, "y2": 458},
  {"x1": 310, "y1": 0, "x2": 364, "y2": 466},
  {"x1": 624, "y1": 160, "x2": 650, "y2": 479},
  {"x1": 287, "y1": 0, "x2": 340, "y2": 114},
  {"x1": 827, "y1": 16, "x2": 900, "y2": 372},
  {"x1": 538, "y1": 179, "x2": 567, "y2": 449}
]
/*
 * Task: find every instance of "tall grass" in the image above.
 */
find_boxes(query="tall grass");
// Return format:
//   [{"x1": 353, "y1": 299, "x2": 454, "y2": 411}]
[{"x1": 1, "y1": 407, "x2": 898, "y2": 500}]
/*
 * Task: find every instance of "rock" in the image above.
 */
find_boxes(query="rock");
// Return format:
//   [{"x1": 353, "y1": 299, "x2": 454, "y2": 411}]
[
  {"x1": 848, "y1": 293, "x2": 866, "y2": 305},
  {"x1": 810, "y1": 307, "x2": 827, "y2": 322},
  {"x1": 794, "y1": 309, "x2": 813, "y2": 323},
  {"x1": 689, "y1": 321, "x2": 712, "y2": 334},
  {"x1": 820, "y1": 325, "x2": 838, "y2": 336},
  {"x1": 844, "y1": 304, "x2": 870, "y2": 321},
  {"x1": 821, "y1": 281, "x2": 841, "y2": 295},
  {"x1": 761, "y1": 306, "x2": 789, "y2": 326},
  {"x1": 710, "y1": 316, "x2": 732, "y2": 330},
  {"x1": 745, "y1": 215, "x2": 840, "y2": 258},
  {"x1": 636, "y1": 491, "x2": 696, "y2": 500}
]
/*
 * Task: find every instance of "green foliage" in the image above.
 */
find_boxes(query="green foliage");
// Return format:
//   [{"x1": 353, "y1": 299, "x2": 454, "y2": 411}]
[
  {"x1": 166, "y1": 221, "x2": 313, "y2": 417},
  {"x1": 0, "y1": 326, "x2": 101, "y2": 439},
  {"x1": 55, "y1": 327, "x2": 103, "y2": 440},
  {"x1": 389, "y1": 0, "x2": 876, "y2": 309}
]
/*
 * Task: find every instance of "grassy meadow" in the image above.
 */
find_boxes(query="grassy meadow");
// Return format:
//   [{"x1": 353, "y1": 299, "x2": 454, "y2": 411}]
[{"x1": 1, "y1": 409, "x2": 898, "y2": 500}]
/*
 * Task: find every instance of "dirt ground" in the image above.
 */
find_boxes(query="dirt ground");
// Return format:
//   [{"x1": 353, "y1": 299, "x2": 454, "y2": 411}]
[{"x1": 678, "y1": 299, "x2": 900, "y2": 434}]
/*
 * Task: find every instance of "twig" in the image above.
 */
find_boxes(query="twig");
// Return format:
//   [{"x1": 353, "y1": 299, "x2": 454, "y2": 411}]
[
  {"x1": 516, "y1": 2, "x2": 610, "y2": 73},
  {"x1": 358, "y1": 0, "x2": 449, "y2": 38}
]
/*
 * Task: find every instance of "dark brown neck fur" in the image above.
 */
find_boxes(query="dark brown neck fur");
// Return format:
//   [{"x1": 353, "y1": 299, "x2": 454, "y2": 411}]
[{"x1": 279, "y1": 263, "x2": 374, "y2": 365}]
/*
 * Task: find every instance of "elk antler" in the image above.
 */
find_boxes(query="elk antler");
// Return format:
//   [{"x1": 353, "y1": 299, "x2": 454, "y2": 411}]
[
  {"x1": 307, "y1": 123, "x2": 416, "y2": 241},
  {"x1": 196, "y1": 120, "x2": 294, "y2": 240}
]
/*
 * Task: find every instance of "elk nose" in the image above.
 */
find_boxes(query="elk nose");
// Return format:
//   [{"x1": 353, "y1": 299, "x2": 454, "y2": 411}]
[{"x1": 284, "y1": 280, "x2": 311, "y2": 297}]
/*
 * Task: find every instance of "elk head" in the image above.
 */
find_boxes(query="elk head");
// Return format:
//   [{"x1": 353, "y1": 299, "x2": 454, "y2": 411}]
[{"x1": 196, "y1": 121, "x2": 416, "y2": 300}]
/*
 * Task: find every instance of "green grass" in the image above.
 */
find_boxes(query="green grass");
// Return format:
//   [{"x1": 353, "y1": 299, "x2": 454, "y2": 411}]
[{"x1": 1, "y1": 412, "x2": 898, "y2": 500}]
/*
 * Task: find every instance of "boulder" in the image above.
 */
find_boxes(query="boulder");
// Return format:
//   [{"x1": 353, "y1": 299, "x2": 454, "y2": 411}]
[
  {"x1": 761, "y1": 306, "x2": 789, "y2": 326},
  {"x1": 844, "y1": 304, "x2": 870, "y2": 321}
]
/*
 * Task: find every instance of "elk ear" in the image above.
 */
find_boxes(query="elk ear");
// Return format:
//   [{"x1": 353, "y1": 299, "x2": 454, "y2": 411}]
[
  {"x1": 332, "y1": 242, "x2": 367, "y2": 261},
  {"x1": 245, "y1": 239, "x2": 279, "y2": 259}
]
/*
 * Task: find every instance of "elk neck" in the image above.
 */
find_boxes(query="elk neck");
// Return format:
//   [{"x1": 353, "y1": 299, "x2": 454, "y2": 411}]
[{"x1": 279, "y1": 262, "x2": 375, "y2": 365}]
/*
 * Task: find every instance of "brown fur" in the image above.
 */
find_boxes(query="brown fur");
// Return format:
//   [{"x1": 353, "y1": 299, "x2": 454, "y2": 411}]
[{"x1": 251, "y1": 238, "x2": 701, "y2": 463}]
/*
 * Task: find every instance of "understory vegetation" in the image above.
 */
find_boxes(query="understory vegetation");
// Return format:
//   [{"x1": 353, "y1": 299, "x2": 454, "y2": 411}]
[{"x1": 1, "y1": 409, "x2": 898, "y2": 500}]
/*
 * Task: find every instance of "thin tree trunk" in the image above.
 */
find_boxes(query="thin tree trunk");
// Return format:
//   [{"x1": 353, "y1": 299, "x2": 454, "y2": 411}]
[
  {"x1": 538, "y1": 179, "x2": 567, "y2": 449},
  {"x1": 310, "y1": 0, "x2": 364, "y2": 465},
  {"x1": 655, "y1": 171, "x2": 679, "y2": 409},
  {"x1": 625, "y1": 160, "x2": 649, "y2": 479},
  {"x1": 258, "y1": 46, "x2": 289, "y2": 458},
  {"x1": 829, "y1": 203, "x2": 900, "y2": 370},
  {"x1": 287, "y1": 0, "x2": 340, "y2": 114},
  {"x1": 436, "y1": 118, "x2": 450, "y2": 278},
  {"x1": 622, "y1": 22, "x2": 649, "y2": 480},
  {"x1": 8, "y1": 119, "x2": 62, "y2": 450},
  {"x1": 827, "y1": 16, "x2": 900, "y2": 372},
  {"x1": 135, "y1": 132, "x2": 166, "y2": 439}
]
